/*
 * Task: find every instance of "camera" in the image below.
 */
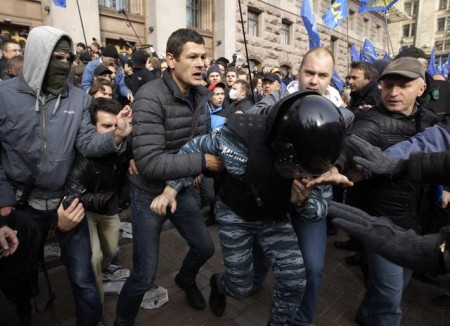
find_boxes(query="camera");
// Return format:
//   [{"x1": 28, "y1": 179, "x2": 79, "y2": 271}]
[
  {"x1": 62, "y1": 190, "x2": 82, "y2": 209},
  {"x1": 62, "y1": 188, "x2": 114, "y2": 214}
]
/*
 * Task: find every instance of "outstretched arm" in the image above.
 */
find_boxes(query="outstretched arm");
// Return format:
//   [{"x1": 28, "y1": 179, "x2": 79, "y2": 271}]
[{"x1": 328, "y1": 201, "x2": 449, "y2": 274}]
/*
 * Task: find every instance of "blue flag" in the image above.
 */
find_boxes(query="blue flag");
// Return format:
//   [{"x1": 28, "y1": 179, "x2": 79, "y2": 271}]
[
  {"x1": 323, "y1": 0, "x2": 348, "y2": 30},
  {"x1": 301, "y1": 0, "x2": 321, "y2": 48},
  {"x1": 332, "y1": 71, "x2": 345, "y2": 92},
  {"x1": 383, "y1": 52, "x2": 390, "y2": 61},
  {"x1": 427, "y1": 47, "x2": 436, "y2": 76},
  {"x1": 437, "y1": 56, "x2": 443, "y2": 75},
  {"x1": 359, "y1": 0, "x2": 398, "y2": 13},
  {"x1": 360, "y1": 39, "x2": 377, "y2": 63},
  {"x1": 443, "y1": 54, "x2": 450, "y2": 78},
  {"x1": 53, "y1": 0, "x2": 66, "y2": 8},
  {"x1": 350, "y1": 44, "x2": 359, "y2": 62}
]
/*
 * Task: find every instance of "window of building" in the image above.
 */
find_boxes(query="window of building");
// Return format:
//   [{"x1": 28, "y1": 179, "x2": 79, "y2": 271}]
[
  {"x1": 404, "y1": 1, "x2": 418, "y2": 16},
  {"x1": 363, "y1": 18, "x2": 369, "y2": 37},
  {"x1": 445, "y1": 39, "x2": 450, "y2": 50},
  {"x1": 435, "y1": 41, "x2": 444, "y2": 51},
  {"x1": 376, "y1": 24, "x2": 382, "y2": 42},
  {"x1": 186, "y1": 0, "x2": 202, "y2": 29},
  {"x1": 247, "y1": 8, "x2": 259, "y2": 37},
  {"x1": 330, "y1": 35, "x2": 338, "y2": 58},
  {"x1": 348, "y1": 10, "x2": 355, "y2": 31},
  {"x1": 402, "y1": 23, "x2": 415, "y2": 37},
  {"x1": 281, "y1": 19, "x2": 291, "y2": 45},
  {"x1": 99, "y1": 0, "x2": 130, "y2": 11},
  {"x1": 439, "y1": 0, "x2": 449, "y2": 10},
  {"x1": 437, "y1": 17, "x2": 447, "y2": 32}
]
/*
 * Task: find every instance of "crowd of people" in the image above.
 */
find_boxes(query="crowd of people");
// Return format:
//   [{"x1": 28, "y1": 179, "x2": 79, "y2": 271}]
[{"x1": 0, "y1": 24, "x2": 450, "y2": 326}]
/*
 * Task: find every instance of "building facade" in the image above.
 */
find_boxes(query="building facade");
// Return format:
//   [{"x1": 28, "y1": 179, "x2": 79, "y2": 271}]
[
  {"x1": 1, "y1": 0, "x2": 392, "y2": 78},
  {"x1": 388, "y1": 0, "x2": 450, "y2": 62}
]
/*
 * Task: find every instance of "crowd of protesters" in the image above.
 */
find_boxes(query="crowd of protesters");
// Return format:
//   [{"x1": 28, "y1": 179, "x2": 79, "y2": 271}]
[{"x1": 0, "y1": 24, "x2": 450, "y2": 326}]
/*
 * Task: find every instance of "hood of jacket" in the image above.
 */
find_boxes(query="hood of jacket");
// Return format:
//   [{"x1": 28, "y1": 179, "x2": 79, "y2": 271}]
[{"x1": 23, "y1": 26, "x2": 73, "y2": 94}]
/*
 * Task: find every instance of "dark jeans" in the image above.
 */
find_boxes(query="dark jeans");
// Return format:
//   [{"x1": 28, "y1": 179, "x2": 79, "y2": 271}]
[
  {"x1": 24, "y1": 205, "x2": 102, "y2": 326},
  {"x1": 115, "y1": 185, "x2": 215, "y2": 326}
]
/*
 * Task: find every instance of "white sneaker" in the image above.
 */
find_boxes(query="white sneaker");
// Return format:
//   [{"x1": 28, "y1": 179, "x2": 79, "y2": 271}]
[{"x1": 103, "y1": 264, "x2": 130, "y2": 281}]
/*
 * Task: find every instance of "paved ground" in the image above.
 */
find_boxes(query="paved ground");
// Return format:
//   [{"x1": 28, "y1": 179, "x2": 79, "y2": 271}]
[{"x1": 32, "y1": 224, "x2": 450, "y2": 326}]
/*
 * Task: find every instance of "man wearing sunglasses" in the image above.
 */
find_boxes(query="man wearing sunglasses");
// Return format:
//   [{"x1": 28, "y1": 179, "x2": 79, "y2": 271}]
[{"x1": 149, "y1": 91, "x2": 350, "y2": 325}]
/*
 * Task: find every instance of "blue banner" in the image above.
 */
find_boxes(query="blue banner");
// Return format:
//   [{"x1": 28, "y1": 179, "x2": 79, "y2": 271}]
[
  {"x1": 359, "y1": 0, "x2": 398, "y2": 13},
  {"x1": 301, "y1": 0, "x2": 321, "y2": 48},
  {"x1": 332, "y1": 70, "x2": 345, "y2": 92},
  {"x1": 427, "y1": 47, "x2": 436, "y2": 76},
  {"x1": 323, "y1": 0, "x2": 348, "y2": 30},
  {"x1": 53, "y1": 0, "x2": 66, "y2": 8},
  {"x1": 437, "y1": 56, "x2": 443, "y2": 75},
  {"x1": 383, "y1": 52, "x2": 390, "y2": 61},
  {"x1": 360, "y1": 39, "x2": 377, "y2": 63},
  {"x1": 350, "y1": 44, "x2": 359, "y2": 62}
]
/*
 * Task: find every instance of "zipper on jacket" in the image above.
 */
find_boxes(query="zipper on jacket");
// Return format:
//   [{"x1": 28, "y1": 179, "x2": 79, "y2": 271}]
[{"x1": 41, "y1": 96, "x2": 48, "y2": 196}]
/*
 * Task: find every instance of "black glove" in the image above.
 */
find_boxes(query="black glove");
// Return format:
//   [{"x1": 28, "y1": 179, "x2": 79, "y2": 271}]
[
  {"x1": 328, "y1": 201, "x2": 444, "y2": 274},
  {"x1": 345, "y1": 135, "x2": 406, "y2": 177}
]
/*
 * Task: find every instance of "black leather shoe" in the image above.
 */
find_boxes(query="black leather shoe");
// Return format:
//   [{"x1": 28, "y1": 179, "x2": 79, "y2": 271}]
[
  {"x1": 175, "y1": 274, "x2": 206, "y2": 310},
  {"x1": 334, "y1": 238, "x2": 362, "y2": 251},
  {"x1": 345, "y1": 252, "x2": 363, "y2": 266},
  {"x1": 209, "y1": 273, "x2": 226, "y2": 316}
]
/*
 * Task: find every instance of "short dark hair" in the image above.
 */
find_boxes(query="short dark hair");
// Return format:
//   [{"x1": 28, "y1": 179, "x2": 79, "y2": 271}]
[
  {"x1": 7, "y1": 55, "x2": 23, "y2": 76},
  {"x1": 350, "y1": 61, "x2": 378, "y2": 79},
  {"x1": 166, "y1": 28, "x2": 204, "y2": 60},
  {"x1": 1, "y1": 39, "x2": 19, "y2": 52},
  {"x1": 225, "y1": 68, "x2": 237, "y2": 77},
  {"x1": 88, "y1": 78, "x2": 113, "y2": 98},
  {"x1": 89, "y1": 97, "x2": 122, "y2": 125},
  {"x1": 234, "y1": 80, "x2": 250, "y2": 97}
]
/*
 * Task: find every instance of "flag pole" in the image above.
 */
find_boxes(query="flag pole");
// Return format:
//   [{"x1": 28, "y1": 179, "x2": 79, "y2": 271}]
[
  {"x1": 383, "y1": 11, "x2": 394, "y2": 57},
  {"x1": 238, "y1": 0, "x2": 255, "y2": 104},
  {"x1": 75, "y1": 0, "x2": 88, "y2": 47}
]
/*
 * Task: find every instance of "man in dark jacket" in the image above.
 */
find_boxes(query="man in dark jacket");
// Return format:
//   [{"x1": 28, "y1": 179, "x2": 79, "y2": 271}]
[
  {"x1": 115, "y1": 29, "x2": 223, "y2": 325},
  {"x1": 345, "y1": 57, "x2": 440, "y2": 326},
  {"x1": 347, "y1": 61, "x2": 380, "y2": 113},
  {"x1": 0, "y1": 26, "x2": 132, "y2": 326},
  {"x1": 130, "y1": 49, "x2": 159, "y2": 95},
  {"x1": 63, "y1": 97, "x2": 131, "y2": 304}
]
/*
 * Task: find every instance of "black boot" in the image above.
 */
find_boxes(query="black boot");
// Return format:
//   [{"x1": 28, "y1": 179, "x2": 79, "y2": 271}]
[
  {"x1": 209, "y1": 274, "x2": 226, "y2": 316},
  {"x1": 175, "y1": 274, "x2": 206, "y2": 310}
]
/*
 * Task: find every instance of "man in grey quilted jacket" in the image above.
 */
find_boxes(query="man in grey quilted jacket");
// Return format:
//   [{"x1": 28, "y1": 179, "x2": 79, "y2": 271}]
[{"x1": 115, "y1": 29, "x2": 223, "y2": 325}]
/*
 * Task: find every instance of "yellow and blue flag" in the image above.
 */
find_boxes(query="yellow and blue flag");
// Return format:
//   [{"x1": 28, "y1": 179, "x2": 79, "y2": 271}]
[
  {"x1": 323, "y1": 0, "x2": 348, "y2": 30},
  {"x1": 53, "y1": 0, "x2": 66, "y2": 8},
  {"x1": 301, "y1": 0, "x2": 321, "y2": 48},
  {"x1": 359, "y1": 0, "x2": 398, "y2": 13}
]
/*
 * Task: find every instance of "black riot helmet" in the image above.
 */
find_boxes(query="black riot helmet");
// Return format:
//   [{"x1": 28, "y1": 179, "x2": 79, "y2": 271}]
[{"x1": 265, "y1": 90, "x2": 346, "y2": 178}]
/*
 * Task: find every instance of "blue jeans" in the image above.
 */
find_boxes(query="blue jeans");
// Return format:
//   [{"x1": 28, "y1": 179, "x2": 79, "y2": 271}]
[
  {"x1": 115, "y1": 186, "x2": 215, "y2": 326},
  {"x1": 291, "y1": 216, "x2": 327, "y2": 326},
  {"x1": 26, "y1": 205, "x2": 102, "y2": 326},
  {"x1": 357, "y1": 247, "x2": 412, "y2": 326}
]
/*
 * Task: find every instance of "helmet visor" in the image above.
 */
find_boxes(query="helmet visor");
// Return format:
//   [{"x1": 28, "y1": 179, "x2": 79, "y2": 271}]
[{"x1": 273, "y1": 142, "x2": 332, "y2": 179}]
